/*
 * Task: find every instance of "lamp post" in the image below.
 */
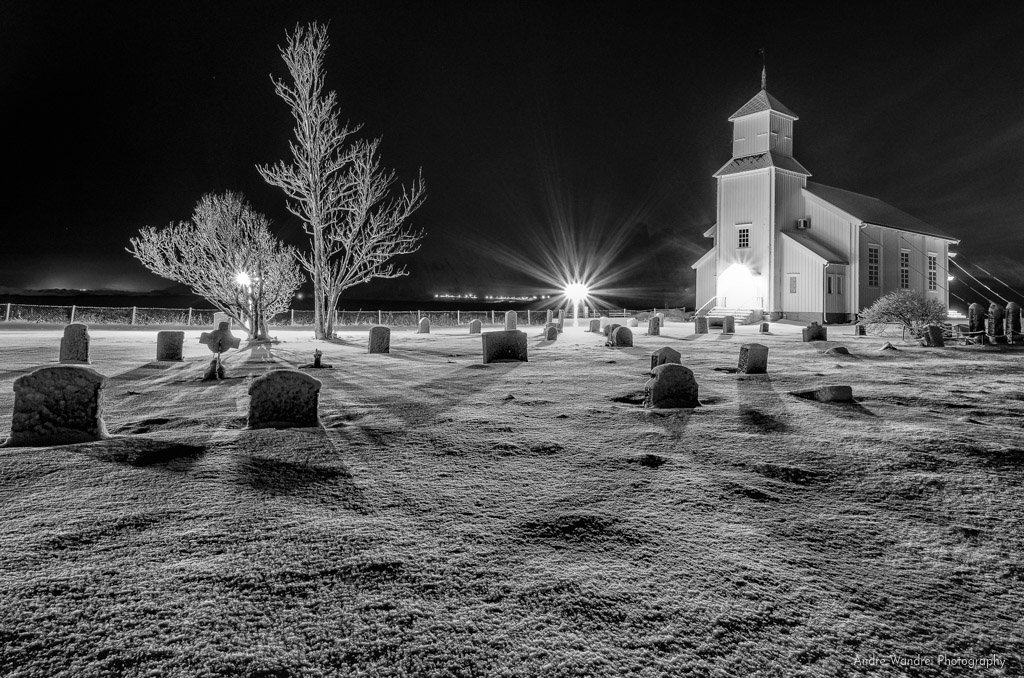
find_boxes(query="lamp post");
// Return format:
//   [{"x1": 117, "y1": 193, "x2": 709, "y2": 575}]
[{"x1": 564, "y1": 281, "x2": 589, "y2": 327}]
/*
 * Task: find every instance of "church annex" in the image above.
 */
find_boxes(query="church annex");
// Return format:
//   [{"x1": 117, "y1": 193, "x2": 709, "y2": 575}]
[{"x1": 691, "y1": 83, "x2": 959, "y2": 323}]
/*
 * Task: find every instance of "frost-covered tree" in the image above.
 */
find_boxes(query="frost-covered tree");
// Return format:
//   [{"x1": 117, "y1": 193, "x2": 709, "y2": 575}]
[
  {"x1": 257, "y1": 22, "x2": 425, "y2": 339},
  {"x1": 128, "y1": 192, "x2": 303, "y2": 340},
  {"x1": 859, "y1": 289, "x2": 947, "y2": 338}
]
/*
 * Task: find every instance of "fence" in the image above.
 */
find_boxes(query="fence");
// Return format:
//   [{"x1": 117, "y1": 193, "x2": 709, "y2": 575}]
[{"x1": 0, "y1": 302, "x2": 687, "y2": 328}]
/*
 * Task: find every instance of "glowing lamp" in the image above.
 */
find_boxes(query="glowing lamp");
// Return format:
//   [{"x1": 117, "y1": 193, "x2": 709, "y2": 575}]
[{"x1": 235, "y1": 272, "x2": 252, "y2": 286}]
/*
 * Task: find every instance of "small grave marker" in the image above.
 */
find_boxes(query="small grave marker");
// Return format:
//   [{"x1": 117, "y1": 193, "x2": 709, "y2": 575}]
[
  {"x1": 368, "y1": 325, "x2": 391, "y2": 353},
  {"x1": 650, "y1": 346, "x2": 681, "y2": 371},
  {"x1": 627, "y1": 318, "x2": 638, "y2": 328},
  {"x1": 59, "y1": 323, "x2": 90, "y2": 364},
  {"x1": 199, "y1": 322, "x2": 241, "y2": 380},
  {"x1": 923, "y1": 325, "x2": 945, "y2": 348},
  {"x1": 968, "y1": 303, "x2": 986, "y2": 335},
  {"x1": 5, "y1": 366, "x2": 109, "y2": 446},
  {"x1": 156, "y1": 330, "x2": 185, "y2": 361},
  {"x1": 738, "y1": 343, "x2": 768, "y2": 374},
  {"x1": 648, "y1": 316, "x2": 661, "y2": 336},
  {"x1": 544, "y1": 324, "x2": 558, "y2": 340},
  {"x1": 417, "y1": 317, "x2": 430, "y2": 334},
  {"x1": 802, "y1": 321, "x2": 827, "y2": 342},
  {"x1": 608, "y1": 326, "x2": 633, "y2": 347},
  {"x1": 482, "y1": 330, "x2": 528, "y2": 363},
  {"x1": 759, "y1": 322, "x2": 769, "y2": 333},
  {"x1": 469, "y1": 319, "x2": 482, "y2": 334},
  {"x1": 694, "y1": 316, "x2": 709, "y2": 334},
  {"x1": 504, "y1": 311, "x2": 518, "y2": 331},
  {"x1": 588, "y1": 319, "x2": 601, "y2": 333},
  {"x1": 248, "y1": 370, "x2": 322, "y2": 429},
  {"x1": 722, "y1": 316, "x2": 735, "y2": 334},
  {"x1": 644, "y1": 364, "x2": 699, "y2": 408}
]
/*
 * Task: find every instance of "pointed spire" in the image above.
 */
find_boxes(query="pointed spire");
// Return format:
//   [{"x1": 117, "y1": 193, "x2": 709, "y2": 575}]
[{"x1": 759, "y1": 48, "x2": 766, "y2": 90}]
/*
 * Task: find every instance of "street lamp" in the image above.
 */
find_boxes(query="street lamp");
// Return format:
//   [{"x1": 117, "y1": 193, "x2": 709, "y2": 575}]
[{"x1": 564, "y1": 281, "x2": 590, "y2": 327}]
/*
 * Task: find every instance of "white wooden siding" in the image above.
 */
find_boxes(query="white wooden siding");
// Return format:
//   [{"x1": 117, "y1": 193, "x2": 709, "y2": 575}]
[
  {"x1": 732, "y1": 114, "x2": 769, "y2": 157},
  {"x1": 694, "y1": 250, "x2": 717, "y2": 311},
  {"x1": 780, "y1": 236, "x2": 824, "y2": 315}
]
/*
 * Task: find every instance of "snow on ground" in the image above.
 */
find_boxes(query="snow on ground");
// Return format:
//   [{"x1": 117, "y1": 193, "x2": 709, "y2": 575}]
[{"x1": 0, "y1": 320, "x2": 1022, "y2": 676}]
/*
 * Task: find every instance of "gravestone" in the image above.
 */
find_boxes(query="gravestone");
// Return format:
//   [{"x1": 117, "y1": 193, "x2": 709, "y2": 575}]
[
  {"x1": 627, "y1": 318, "x2": 638, "y2": 328},
  {"x1": 588, "y1": 319, "x2": 601, "y2": 333},
  {"x1": 599, "y1": 317, "x2": 612, "y2": 331},
  {"x1": 5, "y1": 366, "x2": 109, "y2": 446},
  {"x1": 469, "y1": 319, "x2": 482, "y2": 334},
  {"x1": 855, "y1": 324, "x2": 867, "y2": 336},
  {"x1": 545, "y1": 310, "x2": 554, "y2": 325},
  {"x1": 156, "y1": 330, "x2": 185, "y2": 361},
  {"x1": 968, "y1": 303, "x2": 986, "y2": 334},
  {"x1": 417, "y1": 317, "x2": 430, "y2": 334},
  {"x1": 988, "y1": 303, "x2": 1005, "y2": 337},
  {"x1": 650, "y1": 346, "x2": 682, "y2": 371},
  {"x1": 759, "y1": 322, "x2": 770, "y2": 333},
  {"x1": 212, "y1": 312, "x2": 231, "y2": 328},
  {"x1": 985, "y1": 318, "x2": 1004, "y2": 343},
  {"x1": 1006, "y1": 301, "x2": 1022, "y2": 343},
  {"x1": 604, "y1": 323, "x2": 621, "y2": 338},
  {"x1": 504, "y1": 311, "x2": 518, "y2": 331},
  {"x1": 656, "y1": 312, "x2": 665, "y2": 326},
  {"x1": 199, "y1": 322, "x2": 241, "y2": 380},
  {"x1": 644, "y1": 364, "x2": 699, "y2": 408},
  {"x1": 802, "y1": 321, "x2": 827, "y2": 342},
  {"x1": 247, "y1": 370, "x2": 321, "y2": 429},
  {"x1": 648, "y1": 316, "x2": 661, "y2": 336},
  {"x1": 694, "y1": 316, "x2": 709, "y2": 335},
  {"x1": 722, "y1": 316, "x2": 735, "y2": 334},
  {"x1": 368, "y1": 326, "x2": 390, "y2": 353},
  {"x1": 556, "y1": 309, "x2": 565, "y2": 333},
  {"x1": 923, "y1": 324, "x2": 945, "y2": 348},
  {"x1": 608, "y1": 326, "x2": 633, "y2": 347},
  {"x1": 793, "y1": 385, "x2": 854, "y2": 403},
  {"x1": 544, "y1": 324, "x2": 558, "y2": 340},
  {"x1": 482, "y1": 330, "x2": 528, "y2": 363},
  {"x1": 738, "y1": 343, "x2": 769, "y2": 374},
  {"x1": 59, "y1": 323, "x2": 90, "y2": 364}
]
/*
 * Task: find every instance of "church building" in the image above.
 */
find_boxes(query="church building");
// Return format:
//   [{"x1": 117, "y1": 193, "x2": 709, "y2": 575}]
[{"x1": 691, "y1": 80, "x2": 959, "y2": 323}]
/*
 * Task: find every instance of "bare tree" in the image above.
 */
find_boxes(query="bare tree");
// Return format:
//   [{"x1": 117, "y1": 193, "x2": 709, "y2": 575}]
[
  {"x1": 128, "y1": 192, "x2": 303, "y2": 340},
  {"x1": 257, "y1": 22, "x2": 425, "y2": 339}
]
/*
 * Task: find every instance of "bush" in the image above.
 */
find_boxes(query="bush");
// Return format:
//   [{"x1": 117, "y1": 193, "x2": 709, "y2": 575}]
[{"x1": 859, "y1": 290, "x2": 947, "y2": 338}]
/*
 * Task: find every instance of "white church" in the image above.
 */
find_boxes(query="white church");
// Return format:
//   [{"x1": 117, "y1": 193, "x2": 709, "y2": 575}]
[{"x1": 691, "y1": 81, "x2": 959, "y2": 323}]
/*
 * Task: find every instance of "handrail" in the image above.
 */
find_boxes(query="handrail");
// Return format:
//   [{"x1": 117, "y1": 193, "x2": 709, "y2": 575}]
[{"x1": 694, "y1": 296, "x2": 717, "y2": 317}]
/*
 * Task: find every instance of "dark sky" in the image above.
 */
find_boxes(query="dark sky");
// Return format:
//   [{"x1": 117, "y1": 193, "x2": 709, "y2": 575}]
[{"x1": 4, "y1": 2, "x2": 1023, "y2": 306}]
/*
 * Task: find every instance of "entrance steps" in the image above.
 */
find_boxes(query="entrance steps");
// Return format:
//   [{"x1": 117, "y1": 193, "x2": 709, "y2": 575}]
[{"x1": 704, "y1": 308, "x2": 763, "y2": 325}]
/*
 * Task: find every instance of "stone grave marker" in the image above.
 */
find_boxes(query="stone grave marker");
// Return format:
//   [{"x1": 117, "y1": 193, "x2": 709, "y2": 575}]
[
  {"x1": 599, "y1": 316, "x2": 612, "y2": 331},
  {"x1": 482, "y1": 330, "x2": 528, "y2": 363},
  {"x1": 504, "y1": 311, "x2": 518, "y2": 331},
  {"x1": 988, "y1": 303, "x2": 1005, "y2": 339},
  {"x1": 604, "y1": 323, "x2": 621, "y2": 338},
  {"x1": 59, "y1": 323, "x2": 91, "y2": 364},
  {"x1": 368, "y1": 326, "x2": 390, "y2": 353},
  {"x1": 4, "y1": 366, "x2": 109, "y2": 446},
  {"x1": 545, "y1": 310, "x2": 553, "y2": 325},
  {"x1": 648, "y1": 316, "x2": 661, "y2": 336},
  {"x1": 627, "y1": 318, "x2": 638, "y2": 328},
  {"x1": 854, "y1": 324, "x2": 867, "y2": 336},
  {"x1": 759, "y1": 322, "x2": 770, "y2": 333},
  {"x1": 656, "y1": 312, "x2": 665, "y2": 326},
  {"x1": 644, "y1": 364, "x2": 699, "y2": 408},
  {"x1": 556, "y1": 309, "x2": 565, "y2": 333},
  {"x1": 792, "y1": 385, "x2": 854, "y2": 403},
  {"x1": 212, "y1": 312, "x2": 231, "y2": 328},
  {"x1": 722, "y1": 316, "x2": 736, "y2": 334},
  {"x1": 694, "y1": 316, "x2": 709, "y2": 334},
  {"x1": 588, "y1": 318, "x2": 601, "y2": 333},
  {"x1": 968, "y1": 303, "x2": 986, "y2": 335},
  {"x1": 801, "y1": 321, "x2": 827, "y2": 342},
  {"x1": 738, "y1": 343, "x2": 769, "y2": 374},
  {"x1": 248, "y1": 370, "x2": 322, "y2": 429},
  {"x1": 1006, "y1": 301, "x2": 1022, "y2": 343},
  {"x1": 544, "y1": 324, "x2": 558, "y2": 340},
  {"x1": 156, "y1": 330, "x2": 185, "y2": 361},
  {"x1": 469, "y1": 319, "x2": 482, "y2": 334},
  {"x1": 199, "y1": 322, "x2": 241, "y2": 380},
  {"x1": 923, "y1": 324, "x2": 945, "y2": 347},
  {"x1": 608, "y1": 325, "x2": 633, "y2": 347},
  {"x1": 417, "y1": 317, "x2": 430, "y2": 334},
  {"x1": 650, "y1": 346, "x2": 681, "y2": 371}
]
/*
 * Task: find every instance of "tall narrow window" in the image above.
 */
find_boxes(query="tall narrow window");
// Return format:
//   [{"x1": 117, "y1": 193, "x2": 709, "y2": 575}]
[
  {"x1": 867, "y1": 246, "x2": 879, "y2": 287},
  {"x1": 738, "y1": 228, "x2": 749, "y2": 249},
  {"x1": 900, "y1": 250, "x2": 910, "y2": 289},
  {"x1": 827, "y1": 275, "x2": 833, "y2": 295},
  {"x1": 927, "y1": 254, "x2": 938, "y2": 291},
  {"x1": 789, "y1": 275, "x2": 798, "y2": 294}
]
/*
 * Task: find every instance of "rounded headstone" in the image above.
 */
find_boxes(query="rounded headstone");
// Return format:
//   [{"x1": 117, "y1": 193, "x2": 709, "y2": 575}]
[
  {"x1": 647, "y1": 316, "x2": 661, "y2": 336},
  {"x1": 738, "y1": 343, "x2": 769, "y2": 374},
  {"x1": 588, "y1": 318, "x2": 601, "y2": 333},
  {"x1": 627, "y1": 318, "x2": 638, "y2": 328},
  {"x1": 482, "y1": 330, "x2": 529, "y2": 363},
  {"x1": 544, "y1": 324, "x2": 558, "y2": 340},
  {"x1": 156, "y1": 330, "x2": 185, "y2": 361},
  {"x1": 6, "y1": 366, "x2": 109, "y2": 446},
  {"x1": 469, "y1": 319, "x2": 482, "y2": 334},
  {"x1": 59, "y1": 323, "x2": 91, "y2": 364},
  {"x1": 609, "y1": 325, "x2": 633, "y2": 347},
  {"x1": 368, "y1": 325, "x2": 391, "y2": 353},
  {"x1": 644, "y1": 364, "x2": 699, "y2": 408},
  {"x1": 247, "y1": 370, "x2": 322, "y2": 429},
  {"x1": 968, "y1": 303, "x2": 986, "y2": 334},
  {"x1": 417, "y1": 317, "x2": 430, "y2": 334},
  {"x1": 650, "y1": 346, "x2": 682, "y2": 372},
  {"x1": 504, "y1": 310, "x2": 518, "y2": 331}
]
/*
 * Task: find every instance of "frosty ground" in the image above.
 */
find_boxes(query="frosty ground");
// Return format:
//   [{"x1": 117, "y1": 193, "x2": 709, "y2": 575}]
[{"x1": 0, "y1": 321, "x2": 1021, "y2": 677}]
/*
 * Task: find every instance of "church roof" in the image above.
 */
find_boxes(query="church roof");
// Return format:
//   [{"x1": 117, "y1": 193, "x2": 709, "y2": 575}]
[
  {"x1": 804, "y1": 182, "x2": 959, "y2": 241},
  {"x1": 782, "y1": 231, "x2": 848, "y2": 264},
  {"x1": 713, "y1": 152, "x2": 811, "y2": 178},
  {"x1": 729, "y1": 90, "x2": 798, "y2": 121}
]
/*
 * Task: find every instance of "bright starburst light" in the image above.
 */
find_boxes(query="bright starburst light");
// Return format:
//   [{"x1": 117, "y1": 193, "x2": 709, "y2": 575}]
[{"x1": 563, "y1": 281, "x2": 590, "y2": 326}]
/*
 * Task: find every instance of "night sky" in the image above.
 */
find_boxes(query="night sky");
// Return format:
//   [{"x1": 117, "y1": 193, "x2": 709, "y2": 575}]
[{"x1": 5, "y1": 3, "x2": 1024, "y2": 307}]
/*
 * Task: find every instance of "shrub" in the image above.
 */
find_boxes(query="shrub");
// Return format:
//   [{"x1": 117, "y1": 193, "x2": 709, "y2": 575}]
[{"x1": 859, "y1": 290, "x2": 947, "y2": 338}]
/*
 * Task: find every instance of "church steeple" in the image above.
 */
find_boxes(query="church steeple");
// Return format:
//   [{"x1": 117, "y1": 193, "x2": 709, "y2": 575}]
[{"x1": 727, "y1": 88, "x2": 799, "y2": 159}]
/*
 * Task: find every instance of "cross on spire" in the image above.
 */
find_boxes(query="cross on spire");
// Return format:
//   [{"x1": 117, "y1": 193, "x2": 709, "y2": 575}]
[{"x1": 758, "y1": 48, "x2": 766, "y2": 90}]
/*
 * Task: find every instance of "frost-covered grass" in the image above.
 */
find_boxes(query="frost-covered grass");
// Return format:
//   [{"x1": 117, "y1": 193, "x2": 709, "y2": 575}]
[{"x1": 0, "y1": 323, "x2": 1022, "y2": 676}]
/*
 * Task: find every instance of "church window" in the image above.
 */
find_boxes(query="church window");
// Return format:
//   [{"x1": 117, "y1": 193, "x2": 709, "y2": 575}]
[
  {"x1": 867, "y1": 246, "x2": 879, "y2": 287},
  {"x1": 789, "y1": 275, "x2": 798, "y2": 294},
  {"x1": 900, "y1": 250, "x2": 910, "y2": 289},
  {"x1": 927, "y1": 254, "x2": 938, "y2": 291},
  {"x1": 738, "y1": 228, "x2": 749, "y2": 248}
]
